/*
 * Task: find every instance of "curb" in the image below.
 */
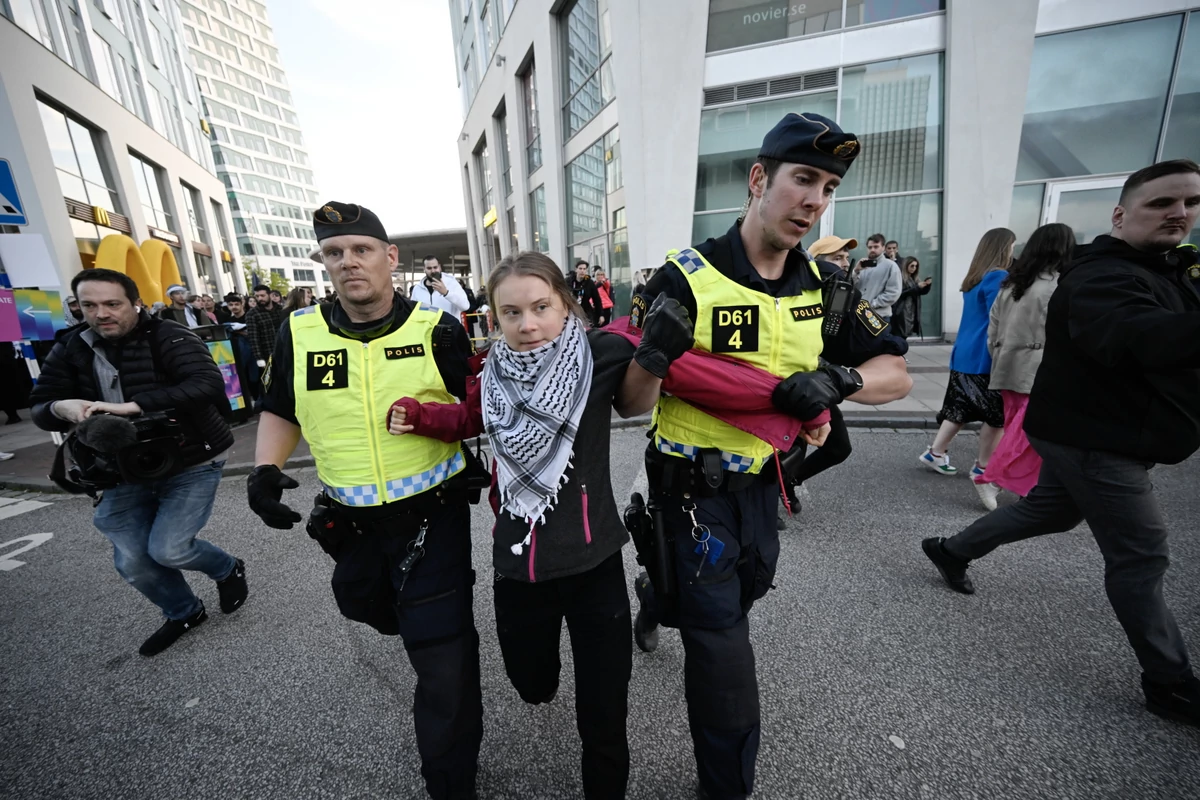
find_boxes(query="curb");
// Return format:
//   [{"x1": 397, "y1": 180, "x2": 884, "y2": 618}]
[{"x1": 0, "y1": 416, "x2": 974, "y2": 495}]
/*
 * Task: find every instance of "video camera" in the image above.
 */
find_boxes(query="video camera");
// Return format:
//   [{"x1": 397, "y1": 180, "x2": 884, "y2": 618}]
[{"x1": 51, "y1": 411, "x2": 189, "y2": 495}]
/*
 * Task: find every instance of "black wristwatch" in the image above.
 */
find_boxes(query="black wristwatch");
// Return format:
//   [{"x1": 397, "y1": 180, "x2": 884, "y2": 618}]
[{"x1": 826, "y1": 363, "x2": 864, "y2": 395}]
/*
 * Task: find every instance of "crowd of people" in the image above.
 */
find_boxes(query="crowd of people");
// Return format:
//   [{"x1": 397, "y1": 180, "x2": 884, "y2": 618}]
[{"x1": 14, "y1": 105, "x2": 1200, "y2": 800}]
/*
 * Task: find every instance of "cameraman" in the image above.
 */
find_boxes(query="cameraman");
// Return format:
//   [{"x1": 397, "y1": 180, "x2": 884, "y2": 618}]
[
  {"x1": 29, "y1": 269, "x2": 247, "y2": 657},
  {"x1": 410, "y1": 254, "x2": 469, "y2": 317}
]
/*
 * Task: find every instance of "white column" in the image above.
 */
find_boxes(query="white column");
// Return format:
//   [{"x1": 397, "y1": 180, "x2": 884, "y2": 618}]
[
  {"x1": 941, "y1": 0, "x2": 1040, "y2": 336},
  {"x1": 608, "y1": 0, "x2": 709, "y2": 270}
]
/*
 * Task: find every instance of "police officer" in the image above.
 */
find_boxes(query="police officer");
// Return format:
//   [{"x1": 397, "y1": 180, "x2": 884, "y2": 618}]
[
  {"x1": 619, "y1": 114, "x2": 911, "y2": 800},
  {"x1": 247, "y1": 202, "x2": 482, "y2": 800}
]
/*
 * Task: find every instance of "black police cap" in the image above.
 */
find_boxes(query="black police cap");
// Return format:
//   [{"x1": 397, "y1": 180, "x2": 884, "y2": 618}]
[
  {"x1": 758, "y1": 113, "x2": 861, "y2": 178},
  {"x1": 312, "y1": 201, "x2": 389, "y2": 244}
]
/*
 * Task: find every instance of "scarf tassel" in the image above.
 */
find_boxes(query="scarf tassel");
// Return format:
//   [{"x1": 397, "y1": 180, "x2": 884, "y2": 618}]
[{"x1": 510, "y1": 519, "x2": 537, "y2": 556}]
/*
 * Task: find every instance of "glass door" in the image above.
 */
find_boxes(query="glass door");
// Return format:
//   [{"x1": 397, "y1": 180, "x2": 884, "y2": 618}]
[{"x1": 1043, "y1": 177, "x2": 1127, "y2": 245}]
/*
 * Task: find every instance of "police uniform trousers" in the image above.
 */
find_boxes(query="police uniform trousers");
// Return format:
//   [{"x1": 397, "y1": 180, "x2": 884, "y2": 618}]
[
  {"x1": 640, "y1": 472, "x2": 780, "y2": 800},
  {"x1": 330, "y1": 495, "x2": 483, "y2": 800}
]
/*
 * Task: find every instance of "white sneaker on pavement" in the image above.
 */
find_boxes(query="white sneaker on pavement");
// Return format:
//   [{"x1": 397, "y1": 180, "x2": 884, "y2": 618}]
[
  {"x1": 918, "y1": 447, "x2": 957, "y2": 476},
  {"x1": 0, "y1": 451, "x2": 13, "y2": 461},
  {"x1": 971, "y1": 463, "x2": 999, "y2": 511}
]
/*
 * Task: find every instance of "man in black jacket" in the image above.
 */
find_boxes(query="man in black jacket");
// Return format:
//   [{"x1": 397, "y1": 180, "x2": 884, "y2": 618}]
[
  {"x1": 922, "y1": 159, "x2": 1200, "y2": 728},
  {"x1": 30, "y1": 269, "x2": 247, "y2": 658},
  {"x1": 569, "y1": 260, "x2": 602, "y2": 326}
]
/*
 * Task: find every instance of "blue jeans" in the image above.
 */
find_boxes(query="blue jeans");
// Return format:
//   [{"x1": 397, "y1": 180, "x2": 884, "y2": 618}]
[{"x1": 93, "y1": 459, "x2": 235, "y2": 621}]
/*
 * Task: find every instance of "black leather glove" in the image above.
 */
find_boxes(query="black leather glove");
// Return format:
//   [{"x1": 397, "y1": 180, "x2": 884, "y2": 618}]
[
  {"x1": 635, "y1": 294, "x2": 694, "y2": 379},
  {"x1": 772, "y1": 364, "x2": 862, "y2": 420},
  {"x1": 247, "y1": 464, "x2": 303, "y2": 529}
]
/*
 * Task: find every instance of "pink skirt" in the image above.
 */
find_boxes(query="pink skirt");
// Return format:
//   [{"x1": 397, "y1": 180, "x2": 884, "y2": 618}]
[{"x1": 982, "y1": 390, "x2": 1041, "y2": 497}]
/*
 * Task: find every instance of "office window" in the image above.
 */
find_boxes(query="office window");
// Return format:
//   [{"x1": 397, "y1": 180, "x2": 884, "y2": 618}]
[
  {"x1": 128, "y1": 152, "x2": 175, "y2": 231},
  {"x1": 255, "y1": 158, "x2": 291, "y2": 178},
  {"x1": 180, "y1": 183, "x2": 208, "y2": 243},
  {"x1": 561, "y1": 0, "x2": 613, "y2": 138},
  {"x1": 13, "y1": 0, "x2": 56, "y2": 49},
  {"x1": 694, "y1": 91, "x2": 837, "y2": 213},
  {"x1": 211, "y1": 199, "x2": 232, "y2": 251},
  {"x1": 506, "y1": 205, "x2": 518, "y2": 252},
  {"x1": 530, "y1": 185, "x2": 549, "y2": 253},
  {"x1": 269, "y1": 201, "x2": 303, "y2": 219},
  {"x1": 192, "y1": 51, "x2": 225, "y2": 77},
  {"x1": 845, "y1": 0, "x2": 942, "y2": 27},
  {"x1": 838, "y1": 53, "x2": 943, "y2": 197},
  {"x1": 463, "y1": 46, "x2": 479, "y2": 111},
  {"x1": 832, "y1": 192, "x2": 943, "y2": 334},
  {"x1": 567, "y1": 140, "x2": 606, "y2": 244},
  {"x1": 65, "y1": 0, "x2": 96, "y2": 81},
  {"x1": 242, "y1": 115, "x2": 278, "y2": 137},
  {"x1": 232, "y1": 130, "x2": 268, "y2": 153},
  {"x1": 292, "y1": 167, "x2": 314, "y2": 185},
  {"x1": 497, "y1": 111, "x2": 513, "y2": 197},
  {"x1": 231, "y1": 193, "x2": 268, "y2": 214},
  {"x1": 265, "y1": 84, "x2": 292, "y2": 104},
  {"x1": 285, "y1": 184, "x2": 307, "y2": 202},
  {"x1": 269, "y1": 141, "x2": 294, "y2": 161},
  {"x1": 1162, "y1": 12, "x2": 1200, "y2": 163},
  {"x1": 706, "y1": 1, "x2": 942, "y2": 52},
  {"x1": 204, "y1": 98, "x2": 241, "y2": 124},
  {"x1": 37, "y1": 101, "x2": 120, "y2": 212},
  {"x1": 478, "y1": 1, "x2": 494, "y2": 66},
  {"x1": 604, "y1": 126, "x2": 622, "y2": 193},
  {"x1": 227, "y1": 65, "x2": 264, "y2": 94},
  {"x1": 522, "y1": 62, "x2": 542, "y2": 173},
  {"x1": 234, "y1": 216, "x2": 257, "y2": 234},
  {"x1": 1017, "y1": 15, "x2": 1182, "y2": 181},
  {"x1": 280, "y1": 126, "x2": 304, "y2": 145},
  {"x1": 259, "y1": 99, "x2": 283, "y2": 120},
  {"x1": 245, "y1": 176, "x2": 284, "y2": 196},
  {"x1": 476, "y1": 142, "x2": 494, "y2": 218}
]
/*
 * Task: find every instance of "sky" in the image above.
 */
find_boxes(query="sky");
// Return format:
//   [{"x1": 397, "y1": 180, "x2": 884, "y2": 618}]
[{"x1": 268, "y1": 0, "x2": 466, "y2": 234}]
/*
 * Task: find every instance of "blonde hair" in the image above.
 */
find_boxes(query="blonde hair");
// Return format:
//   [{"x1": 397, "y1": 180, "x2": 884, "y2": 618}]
[
  {"x1": 961, "y1": 228, "x2": 1016, "y2": 293},
  {"x1": 487, "y1": 251, "x2": 586, "y2": 320}
]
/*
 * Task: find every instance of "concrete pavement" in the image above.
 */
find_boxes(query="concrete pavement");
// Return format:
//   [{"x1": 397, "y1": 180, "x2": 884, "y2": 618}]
[{"x1": 0, "y1": 427, "x2": 1196, "y2": 799}]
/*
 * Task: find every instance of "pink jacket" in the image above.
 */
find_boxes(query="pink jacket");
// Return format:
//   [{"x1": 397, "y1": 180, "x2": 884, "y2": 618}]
[{"x1": 387, "y1": 323, "x2": 827, "y2": 452}]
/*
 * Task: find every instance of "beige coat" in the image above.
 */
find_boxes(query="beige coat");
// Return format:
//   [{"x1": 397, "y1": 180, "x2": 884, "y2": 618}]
[{"x1": 987, "y1": 272, "x2": 1059, "y2": 394}]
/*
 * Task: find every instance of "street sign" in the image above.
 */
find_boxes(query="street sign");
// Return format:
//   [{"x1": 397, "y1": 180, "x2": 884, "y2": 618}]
[{"x1": 0, "y1": 160, "x2": 29, "y2": 226}]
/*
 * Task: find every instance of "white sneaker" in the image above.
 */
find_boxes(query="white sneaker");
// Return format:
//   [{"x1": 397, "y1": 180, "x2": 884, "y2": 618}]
[
  {"x1": 918, "y1": 447, "x2": 957, "y2": 476},
  {"x1": 974, "y1": 480, "x2": 999, "y2": 512},
  {"x1": 0, "y1": 452, "x2": 13, "y2": 461}
]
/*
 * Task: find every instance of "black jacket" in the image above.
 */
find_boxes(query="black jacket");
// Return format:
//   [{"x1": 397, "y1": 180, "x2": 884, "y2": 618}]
[
  {"x1": 1025, "y1": 235, "x2": 1200, "y2": 464},
  {"x1": 569, "y1": 276, "x2": 602, "y2": 326},
  {"x1": 492, "y1": 330, "x2": 634, "y2": 582},
  {"x1": 30, "y1": 313, "x2": 234, "y2": 467}
]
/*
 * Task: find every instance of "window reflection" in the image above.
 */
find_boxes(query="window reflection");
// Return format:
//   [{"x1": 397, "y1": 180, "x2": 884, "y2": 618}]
[
  {"x1": 1162, "y1": 12, "x2": 1200, "y2": 163},
  {"x1": 1009, "y1": 184, "x2": 1045, "y2": 256},
  {"x1": 1017, "y1": 15, "x2": 1181, "y2": 181},
  {"x1": 838, "y1": 53, "x2": 943, "y2": 198},
  {"x1": 695, "y1": 92, "x2": 838, "y2": 213}
]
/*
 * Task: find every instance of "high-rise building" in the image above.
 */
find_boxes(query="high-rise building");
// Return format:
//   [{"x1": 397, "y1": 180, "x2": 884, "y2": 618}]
[
  {"x1": 1, "y1": 0, "x2": 239, "y2": 295},
  {"x1": 449, "y1": 0, "x2": 1200, "y2": 337},
  {"x1": 178, "y1": 0, "x2": 326, "y2": 296}
]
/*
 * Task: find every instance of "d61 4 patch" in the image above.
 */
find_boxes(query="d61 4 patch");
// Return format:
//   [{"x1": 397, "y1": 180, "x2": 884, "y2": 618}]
[
  {"x1": 711, "y1": 305, "x2": 759, "y2": 353},
  {"x1": 307, "y1": 349, "x2": 349, "y2": 390}
]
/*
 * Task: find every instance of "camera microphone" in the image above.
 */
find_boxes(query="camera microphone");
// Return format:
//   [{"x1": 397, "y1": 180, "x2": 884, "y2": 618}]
[{"x1": 77, "y1": 414, "x2": 138, "y2": 453}]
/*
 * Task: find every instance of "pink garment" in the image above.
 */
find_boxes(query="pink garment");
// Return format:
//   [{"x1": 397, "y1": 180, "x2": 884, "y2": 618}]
[{"x1": 981, "y1": 390, "x2": 1041, "y2": 497}]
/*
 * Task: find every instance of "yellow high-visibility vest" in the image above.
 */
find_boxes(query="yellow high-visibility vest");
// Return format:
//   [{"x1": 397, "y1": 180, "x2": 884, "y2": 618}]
[
  {"x1": 290, "y1": 304, "x2": 464, "y2": 506},
  {"x1": 653, "y1": 247, "x2": 824, "y2": 474}
]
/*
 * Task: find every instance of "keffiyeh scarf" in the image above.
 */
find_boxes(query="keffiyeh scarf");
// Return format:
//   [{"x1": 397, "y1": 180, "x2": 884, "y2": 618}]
[{"x1": 482, "y1": 315, "x2": 593, "y2": 552}]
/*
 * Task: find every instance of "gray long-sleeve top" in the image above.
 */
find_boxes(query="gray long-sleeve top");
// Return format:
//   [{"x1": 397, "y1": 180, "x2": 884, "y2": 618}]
[{"x1": 854, "y1": 258, "x2": 903, "y2": 318}]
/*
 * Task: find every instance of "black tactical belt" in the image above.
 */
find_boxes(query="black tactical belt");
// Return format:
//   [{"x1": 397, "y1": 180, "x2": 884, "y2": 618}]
[{"x1": 646, "y1": 445, "x2": 762, "y2": 497}]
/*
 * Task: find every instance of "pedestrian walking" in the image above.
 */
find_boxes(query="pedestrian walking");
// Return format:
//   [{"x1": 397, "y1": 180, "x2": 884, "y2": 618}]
[
  {"x1": 892, "y1": 257, "x2": 933, "y2": 339},
  {"x1": 247, "y1": 202, "x2": 483, "y2": 799},
  {"x1": 30, "y1": 268, "x2": 246, "y2": 656},
  {"x1": 918, "y1": 227, "x2": 1014, "y2": 511},
  {"x1": 569, "y1": 260, "x2": 603, "y2": 326},
  {"x1": 619, "y1": 112, "x2": 912, "y2": 800},
  {"x1": 410, "y1": 255, "x2": 471, "y2": 317},
  {"x1": 593, "y1": 267, "x2": 615, "y2": 327},
  {"x1": 922, "y1": 159, "x2": 1200, "y2": 728},
  {"x1": 980, "y1": 223, "x2": 1073, "y2": 496}
]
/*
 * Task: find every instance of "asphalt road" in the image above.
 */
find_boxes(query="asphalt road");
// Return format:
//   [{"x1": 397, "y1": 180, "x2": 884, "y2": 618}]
[{"x1": 1, "y1": 428, "x2": 1197, "y2": 800}]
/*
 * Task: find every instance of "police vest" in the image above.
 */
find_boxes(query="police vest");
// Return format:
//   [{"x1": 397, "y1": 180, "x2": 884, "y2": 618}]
[
  {"x1": 289, "y1": 304, "x2": 464, "y2": 506},
  {"x1": 654, "y1": 247, "x2": 824, "y2": 474}
]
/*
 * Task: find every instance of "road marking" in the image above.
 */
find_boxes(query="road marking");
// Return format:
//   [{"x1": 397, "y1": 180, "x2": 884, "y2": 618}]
[
  {"x1": 0, "y1": 499, "x2": 52, "y2": 520},
  {"x1": 0, "y1": 533, "x2": 54, "y2": 571},
  {"x1": 626, "y1": 463, "x2": 648, "y2": 503}
]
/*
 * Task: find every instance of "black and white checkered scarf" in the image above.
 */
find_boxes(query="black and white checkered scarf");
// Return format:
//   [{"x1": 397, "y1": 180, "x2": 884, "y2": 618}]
[{"x1": 482, "y1": 315, "x2": 592, "y2": 549}]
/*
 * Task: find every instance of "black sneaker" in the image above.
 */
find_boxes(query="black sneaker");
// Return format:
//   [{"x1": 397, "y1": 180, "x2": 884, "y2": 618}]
[
  {"x1": 633, "y1": 572, "x2": 659, "y2": 653},
  {"x1": 921, "y1": 537, "x2": 974, "y2": 594},
  {"x1": 216, "y1": 558, "x2": 247, "y2": 613},
  {"x1": 139, "y1": 606, "x2": 207, "y2": 657},
  {"x1": 776, "y1": 513, "x2": 787, "y2": 531},
  {"x1": 1143, "y1": 674, "x2": 1200, "y2": 727}
]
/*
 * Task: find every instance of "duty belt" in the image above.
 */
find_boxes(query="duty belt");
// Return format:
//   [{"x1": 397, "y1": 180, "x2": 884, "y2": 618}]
[{"x1": 646, "y1": 444, "x2": 763, "y2": 497}]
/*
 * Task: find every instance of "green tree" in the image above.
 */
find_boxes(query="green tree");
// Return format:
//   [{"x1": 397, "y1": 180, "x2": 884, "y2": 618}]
[{"x1": 241, "y1": 257, "x2": 291, "y2": 295}]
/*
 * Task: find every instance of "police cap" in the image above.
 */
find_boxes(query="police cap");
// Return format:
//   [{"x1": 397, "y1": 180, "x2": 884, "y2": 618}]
[
  {"x1": 313, "y1": 201, "x2": 389, "y2": 244},
  {"x1": 758, "y1": 113, "x2": 861, "y2": 178}
]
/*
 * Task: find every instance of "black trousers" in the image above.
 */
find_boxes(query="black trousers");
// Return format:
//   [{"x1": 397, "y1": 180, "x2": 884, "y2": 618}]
[
  {"x1": 331, "y1": 500, "x2": 483, "y2": 800},
  {"x1": 640, "y1": 479, "x2": 779, "y2": 800},
  {"x1": 494, "y1": 552, "x2": 632, "y2": 799},
  {"x1": 793, "y1": 404, "x2": 852, "y2": 486},
  {"x1": 944, "y1": 435, "x2": 1193, "y2": 685}
]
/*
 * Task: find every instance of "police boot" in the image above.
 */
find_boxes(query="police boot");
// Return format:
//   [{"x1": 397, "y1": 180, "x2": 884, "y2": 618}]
[{"x1": 633, "y1": 572, "x2": 659, "y2": 653}]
